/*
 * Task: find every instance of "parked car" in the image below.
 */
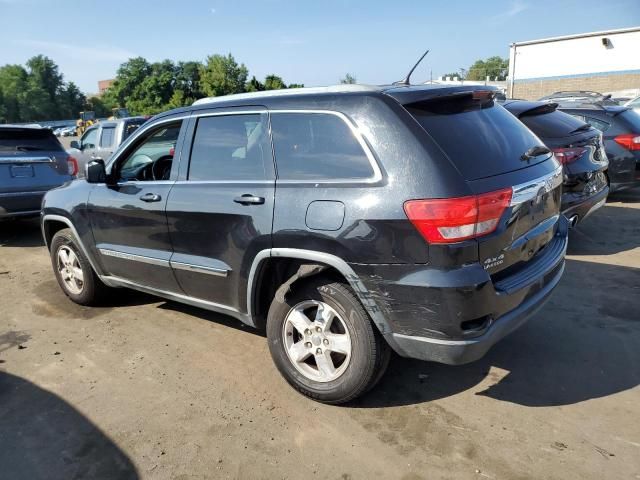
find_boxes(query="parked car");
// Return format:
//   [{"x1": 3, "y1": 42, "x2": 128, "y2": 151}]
[
  {"x1": 502, "y1": 100, "x2": 609, "y2": 226},
  {"x1": 68, "y1": 117, "x2": 147, "y2": 176},
  {"x1": 42, "y1": 85, "x2": 568, "y2": 403},
  {"x1": 1, "y1": 125, "x2": 76, "y2": 219},
  {"x1": 539, "y1": 91, "x2": 618, "y2": 106},
  {"x1": 59, "y1": 126, "x2": 76, "y2": 137},
  {"x1": 554, "y1": 102, "x2": 640, "y2": 192}
]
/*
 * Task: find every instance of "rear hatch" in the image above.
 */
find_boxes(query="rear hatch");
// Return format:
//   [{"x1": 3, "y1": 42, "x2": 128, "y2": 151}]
[
  {"x1": 0, "y1": 127, "x2": 72, "y2": 194},
  {"x1": 391, "y1": 87, "x2": 564, "y2": 282}
]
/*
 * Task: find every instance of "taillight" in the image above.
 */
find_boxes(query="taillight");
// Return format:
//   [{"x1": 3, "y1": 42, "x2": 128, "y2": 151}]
[
  {"x1": 614, "y1": 133, "x2": 640, "y2": 151},
  {"x1": 67, "y1": 156, "x2": 78, "y2": 177},
  {"x1": 404, "y1": 188, "x2": 512, "y2": 244},
  {"x1": 552, "y1": 147, "x2": 587, "y2": 165}
]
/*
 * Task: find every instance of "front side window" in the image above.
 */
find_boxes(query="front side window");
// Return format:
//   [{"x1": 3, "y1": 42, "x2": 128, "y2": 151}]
[
  {"x1": 188, "y1": 113, "x2": 270, "y2": 181},
  {"x1": 115, "y1": 121, "x2": 182, "y2": 182},
  {"x1": 81, "y1": 128, "x2": 98, "y2": 150},
  {"x1": 100, "y1": 127, "x2": 115, "y2": 148},
  {"x1": 270, "y1": 112, "x2": 374, "y2": 180}
]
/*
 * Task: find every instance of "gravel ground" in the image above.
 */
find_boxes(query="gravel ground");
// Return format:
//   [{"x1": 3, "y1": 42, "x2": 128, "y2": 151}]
[{"x1": 1, "y1": 189, "x2": 639, "y2": 480}]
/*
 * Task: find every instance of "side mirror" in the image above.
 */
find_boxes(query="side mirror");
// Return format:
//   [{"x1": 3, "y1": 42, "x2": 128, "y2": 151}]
[
  {"x1": 70, "y1": 140, "x2": 81, "y2": 150},
  {"x1": 86, "y1": 159, "x2": 106, "y2": 184}
]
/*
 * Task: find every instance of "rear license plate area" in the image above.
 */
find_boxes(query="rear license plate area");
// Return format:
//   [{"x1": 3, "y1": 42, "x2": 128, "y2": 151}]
[{"x1": 10, "y1": 165, "x2": 35, "y2": 178}]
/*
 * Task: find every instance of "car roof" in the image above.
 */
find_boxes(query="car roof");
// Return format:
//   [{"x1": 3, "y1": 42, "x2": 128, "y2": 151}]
[
  {"x1": 0, "y1": 124, "x2": 45, "y2": 130},
  {"x1": 556, "y1": 103, "x2": 630, "y2": 114}
]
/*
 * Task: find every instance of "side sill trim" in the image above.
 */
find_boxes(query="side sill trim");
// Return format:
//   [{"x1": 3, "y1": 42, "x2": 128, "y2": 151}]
[
  {"x1": 99, "y1": 248, "x2": 170, "y2": 267},
  {"x1": 170, "y1": 261, "x2": 228, "y2": 277},
  {"x1": 101, "y1": 276, "x2": 253, "y2": 326}
]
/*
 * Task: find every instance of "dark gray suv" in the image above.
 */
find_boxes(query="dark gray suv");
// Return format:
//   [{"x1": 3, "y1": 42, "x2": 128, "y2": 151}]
[{"x1": 42, "y1": 84, "x2": 568, "y2": 403}]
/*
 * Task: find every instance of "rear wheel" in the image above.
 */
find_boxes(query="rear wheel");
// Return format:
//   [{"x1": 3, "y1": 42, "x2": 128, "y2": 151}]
[
  {"x1": 50, "y1": 228, "x2": 111, "y2": 305},
  {"x1": 266, "y1": 277, "x2": 390, "y2": 404}
]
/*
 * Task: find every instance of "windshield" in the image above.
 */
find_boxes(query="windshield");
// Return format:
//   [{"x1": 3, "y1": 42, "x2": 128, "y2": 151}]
[{"x1": 0, "y1": 129, "x2": 63, "y2": 152}]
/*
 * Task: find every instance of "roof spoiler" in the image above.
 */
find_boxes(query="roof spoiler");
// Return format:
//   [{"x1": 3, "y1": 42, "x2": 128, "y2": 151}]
[{"x1": 384, "y1": 85, "x2": 499, "y2": 106}]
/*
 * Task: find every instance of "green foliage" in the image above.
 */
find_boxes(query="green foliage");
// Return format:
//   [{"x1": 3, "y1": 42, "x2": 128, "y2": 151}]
[
  {"x1": 0, "y1": 53, "x2": 303, "y2": 122},
  {"x1": 200, "y1": 54, "x2": 248, "y2": 97},
  {"x1": 466, "y1": 56, "x2": 509, "y2": 81},
  {"x1": 340, "y1": 73, "x2": 357, "y2": 84},
  {"x1": 0, "y1": 56, "x2": 88, "y2": 122}
]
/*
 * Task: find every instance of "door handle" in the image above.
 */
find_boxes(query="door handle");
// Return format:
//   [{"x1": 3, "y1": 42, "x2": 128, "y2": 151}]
[
  {"x1": 233, "y1": 194, "x2": 265, "y2": 205},
  {"x1": 140, "y1": 193, "x2": 162, "y2": 202}
]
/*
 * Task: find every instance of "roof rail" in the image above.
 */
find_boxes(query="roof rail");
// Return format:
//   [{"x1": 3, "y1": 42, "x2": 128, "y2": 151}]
[{"x1": 192, "y1": 84, "x2": 380, "y2": 106}]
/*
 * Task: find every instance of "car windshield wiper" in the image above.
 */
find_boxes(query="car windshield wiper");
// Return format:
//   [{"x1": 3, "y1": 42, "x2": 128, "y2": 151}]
[{"x1": 520, "y1": 145, "x2": 551, "y2": 161}]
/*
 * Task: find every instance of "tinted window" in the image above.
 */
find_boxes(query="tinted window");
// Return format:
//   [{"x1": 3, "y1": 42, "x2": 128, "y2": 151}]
[
  {"x1": 0, "y1": 128, "x2": 63, "y2": 152},
  {"x1": 270, "y1": 113, "x2": 374, "y2": 180},
  {"x1": 124, "y1": 120, "x2": 145, "y2": 140},
  {"x1": 582, "y1": 116, "x2": 610, "y2": 132},
  {"x1": 188, "y1": 114, "x2": 270, "y2": 181},
  {"x1": 117, "y1": 121, "x2": 182, "y2": 182},
  {"x1": 100, "y1": 127, "x2": 115, "y2": 147},
  {"x1": 407, "y1": 100, "x2": 548, "y2": 181},
  {"x1": 520, "y1": 110, "x2": 589, "y2": 138},
  {"x1": 81, "y1": 128, "x2": 98, "y2": 149}
]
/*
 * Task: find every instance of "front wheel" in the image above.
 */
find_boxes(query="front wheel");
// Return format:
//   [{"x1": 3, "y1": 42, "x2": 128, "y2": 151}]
[
  {"x1": 50, "y1": 228, "x2": 111, "y2": 305},
  {"x1": 266, "y1": 277, "x2": 390, "y2": 404}
]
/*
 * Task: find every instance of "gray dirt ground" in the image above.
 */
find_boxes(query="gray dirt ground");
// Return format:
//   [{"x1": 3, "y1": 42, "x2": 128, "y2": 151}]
[{"x1": 1, "y1": 189, "x2": 639, "y2": 480}]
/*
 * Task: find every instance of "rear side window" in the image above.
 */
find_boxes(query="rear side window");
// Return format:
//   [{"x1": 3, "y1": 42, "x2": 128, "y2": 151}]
[
  {"x1": 0, "y1": 128, "x2": 63, "y2": 152},
  {"x1": 188, "y1": 113, "x2": 270, "y2": 181},
  {"x1": 124, "y1": 120, "x2": 145, "y2": 140},
  {"x1": 270, "y1": 112, "x2": 374, "y2": 180},
  {"x1": 100, "y1": 127, "x2": 116, "y2": 147},
  {"x1": 407, "y1": 99, "x2": 546, "y2": 181},
  {"x1": 520, "y1": 110, "x2": 589, "y2": 138}
]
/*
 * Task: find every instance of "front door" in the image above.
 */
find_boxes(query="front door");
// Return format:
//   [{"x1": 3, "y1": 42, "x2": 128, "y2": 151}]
[
  {"x1": 87, "y1": 117, "x2": 187, "y2": 292},
  {"x1": 166, "y1": 109, "x2": 275, "y2": 311}
]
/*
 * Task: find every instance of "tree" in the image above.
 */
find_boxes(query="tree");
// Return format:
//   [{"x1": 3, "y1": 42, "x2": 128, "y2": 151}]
[
  {"x1": 245, "y1": 76, "x2": 265, "y2": 92},
  {"x1": 264, "y1": 74, "x2": 286, "y2": 91},
  {"x1": 466, "y1": 56, "x2": 508, "y2": 81},
  {"x1": 340, "y1": 73, "x2": 356, "y2": 84},
  {"x1": 59, "y1": 82, "x2": 86, "y2": 118},
  {"x1": 0, "y1": 64, "x2": 29, "y2": 122},
  {"x1": 287, "y1": 83, "x2": 304, "y2": 89},
  {"x1": 200, "y1": 54, "x2": 248, "y2": 97},
  {"x1": 175, "y1": 61, "x2": 203, "y2": 101}
]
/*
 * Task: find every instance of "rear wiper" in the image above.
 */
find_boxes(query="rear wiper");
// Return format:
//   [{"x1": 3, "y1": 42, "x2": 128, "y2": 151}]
[
  {"x1": 570, "y1": 124, "x2": 591, "y2": 133},
  {"x1": 521, "y1": 145, "x2": 551, "y2": 161}
]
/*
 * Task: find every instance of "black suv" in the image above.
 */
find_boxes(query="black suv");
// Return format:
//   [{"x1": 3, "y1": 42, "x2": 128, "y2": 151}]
[
  {"x1": 42, "y1": 85, "x2": 568, "y2": 403},
  {"x1": 502, "y1": 100, "x2": 609, "y2": 226}
]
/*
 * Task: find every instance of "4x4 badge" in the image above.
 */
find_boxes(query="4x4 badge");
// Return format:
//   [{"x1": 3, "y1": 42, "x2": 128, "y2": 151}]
[{"x1": 483, "y1": 254, "x2": 505, "y2": 270}]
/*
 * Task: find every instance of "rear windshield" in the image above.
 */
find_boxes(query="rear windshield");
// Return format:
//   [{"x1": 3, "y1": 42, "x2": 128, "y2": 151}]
[
  {"x1": 520, "y1": 110, "x2": 589, "y2": 139},
  {"x1": 0, "y1": 128, "x2": 63, "y2": 152},
  {"x1": 406, "y1": 99, "x2": 547, "y2": 181},
  {"x1": 124, "y1": 120, "x2": 146, "y2": 140},
  {"x1": 619, "y1": 110, "x2": 640, "y2": 132}
]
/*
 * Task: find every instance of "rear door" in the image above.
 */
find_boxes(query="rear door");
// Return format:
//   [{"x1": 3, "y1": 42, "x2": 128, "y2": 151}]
[
  {"x1": 87, "y1": 116, "x2": 187, "y2": 292},
  {"x1": 405, "y1": 94, "x2": 564, "y2": 277},
  {"x1": 95, "y1": 124, "x2": 117, "y2": 161},
  {"x1": 166, "y1": 108, "x2": 275, "y2": 311},
  {"x1": 72, "y1": 126, "x2": 99, "y2": 177}
]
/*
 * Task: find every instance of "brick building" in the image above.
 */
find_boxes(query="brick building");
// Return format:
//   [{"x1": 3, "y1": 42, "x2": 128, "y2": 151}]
[
  {"x1": 98, "y1": 79, "x2": 115, "y2": 95},
  {"x1": 508, "y1": 27, "x2": 640, "y2": 100}
]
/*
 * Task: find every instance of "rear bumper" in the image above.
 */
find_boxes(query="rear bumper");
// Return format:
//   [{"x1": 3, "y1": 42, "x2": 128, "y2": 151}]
[
  {"x1": 389, "y1": 261, "x2": 563, "y2": 364},
  {"x1": 353, "y1": 219, "x2": 568, "y2": 365},
  {"x1": 561, "y1": 185, "x2": 609, "y2": 224},
  {"x1": 0, "y1": 190, "x2": 48, "y2": 218}
]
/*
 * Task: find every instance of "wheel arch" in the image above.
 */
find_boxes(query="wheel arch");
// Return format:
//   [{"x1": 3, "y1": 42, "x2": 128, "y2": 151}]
[{"x1": 247, "y1": 248, "x2": 392, "y2": 336}]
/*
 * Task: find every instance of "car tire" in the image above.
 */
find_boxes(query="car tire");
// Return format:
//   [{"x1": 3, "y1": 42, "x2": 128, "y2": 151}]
[
  {"x1": 50, "y1": 228, "x2": 111, "y2": 306},
  {"x1": 266, "y1": 276, "x2": 390, "y2": 404}
]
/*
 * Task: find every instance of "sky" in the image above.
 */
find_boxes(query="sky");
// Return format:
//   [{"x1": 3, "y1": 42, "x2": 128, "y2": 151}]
[{"x1": 0, "y1": 0, "x2": 638, "y2": 94}]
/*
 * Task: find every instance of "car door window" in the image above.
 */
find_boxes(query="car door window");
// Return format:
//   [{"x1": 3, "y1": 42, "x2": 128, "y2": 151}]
[
  {"x1": 115, "y1": 121, "x2": 182, "y2": 182},
  {"x1": 188, "y1": 113, "x2": 270, "y2": 180},
  {"x1": 81, "y1": 128, "x2": 98, "y2": 150},
  {"x1": 270, "y1": 112, "x2": 374, "y2": 180},
  {"x1": 100, "y1": 127, "x2": 116, "y2": 148}
]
